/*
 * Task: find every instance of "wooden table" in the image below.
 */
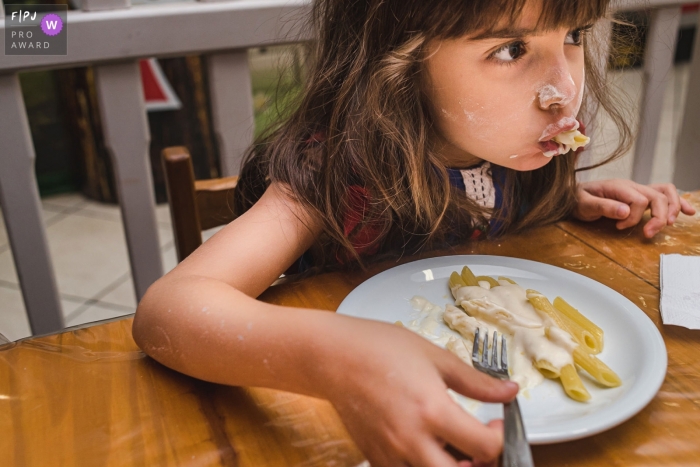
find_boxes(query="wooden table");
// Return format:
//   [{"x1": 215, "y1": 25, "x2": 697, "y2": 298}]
[{"x1": 2, "y1": 192, "x2": 699, "y2": 467}]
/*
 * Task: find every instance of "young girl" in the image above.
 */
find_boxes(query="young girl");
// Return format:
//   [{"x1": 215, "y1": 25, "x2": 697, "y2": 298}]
[{"x1": 134, "y1": 0, "x2": 696, "y2": 465}]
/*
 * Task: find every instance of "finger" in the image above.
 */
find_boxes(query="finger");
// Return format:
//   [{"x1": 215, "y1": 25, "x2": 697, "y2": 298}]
[
  {"x1": 445, "y1": 442, "x2": 472, "y2": 462},
  {"x1": 582, "y1": 180, "x2": 648, "y2": 230},
  {"x1": 429, "y1": 401, "x2": 504, "y2": 463},
  {"x1": 615, "y1": 190, "x2": 652, "y2": 231},
  {"x1": 574, "y1": 189, "x2": 630, "y2": 221},
  {"x1": 650, "y1": 184, "x2": 681, "y2": 224},
  {"x1": 412, "y1": 439, "x2": 460, "y2": 467},
  {"x1": 474, "y1": 420, "x2": 504, "y2": 467},
  {"x1": 486, "y1": 419, "x2": 503, "y2": 431},
  {"x1": 438, "y1": 355, "x2": 518, "y2": 403},
  {"x1": 635, "y1": 185, "x2": 670, "y2": 237},
  {"x1": 680, "y1": 197, "x2": 697, "y2": 216},
  {"x1": 472, "y1": 420, "x2": 503, "y2": 467}
]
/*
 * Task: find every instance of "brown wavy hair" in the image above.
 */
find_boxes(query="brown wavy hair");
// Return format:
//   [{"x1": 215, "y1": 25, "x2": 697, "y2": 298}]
[{"x1": 234, "y1": 0, "x2": 632, "y2": 266}]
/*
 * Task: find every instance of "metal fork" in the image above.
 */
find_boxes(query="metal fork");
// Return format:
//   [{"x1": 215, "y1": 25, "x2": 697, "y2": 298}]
[{"x1": 472, "y1": 329, "x2": 534, "y2": 467}]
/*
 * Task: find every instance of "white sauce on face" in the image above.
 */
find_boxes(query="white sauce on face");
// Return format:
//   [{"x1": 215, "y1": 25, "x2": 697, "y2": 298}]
[
  {"x1": 539, "y1": 116, "x2": 579, "y2": 142},
  {"x1": 539, "y1": 119, "x2": 590, "y2": 157},
  {"x1": 538, "y1": 83, "x2": 575, "y2": 108},
  {"x1": 537, "y1": 68, "x2": 588, "y2": 158}
]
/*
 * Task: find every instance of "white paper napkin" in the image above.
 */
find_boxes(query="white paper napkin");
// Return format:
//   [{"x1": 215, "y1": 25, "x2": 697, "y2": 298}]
[{"x1": 660, "y1": 254, "x2": 700, "y2": 329}]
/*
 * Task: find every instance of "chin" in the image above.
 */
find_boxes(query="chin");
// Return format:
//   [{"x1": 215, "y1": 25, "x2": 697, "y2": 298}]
[{"x1": 506, "y1": 152, "x2": 553, "y2": 171}]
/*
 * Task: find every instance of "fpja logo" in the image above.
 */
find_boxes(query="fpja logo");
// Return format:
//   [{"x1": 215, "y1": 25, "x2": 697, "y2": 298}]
[{"x1": 5, "y1": 4, "x2": 67, "y2": 56}]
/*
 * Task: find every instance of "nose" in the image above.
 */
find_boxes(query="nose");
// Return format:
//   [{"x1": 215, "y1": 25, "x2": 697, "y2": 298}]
[{"x1": 536, "y1": 62, "x2": 578, "y2": 112}]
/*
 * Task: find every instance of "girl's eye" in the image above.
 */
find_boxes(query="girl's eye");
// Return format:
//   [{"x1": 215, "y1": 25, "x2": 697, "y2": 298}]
[
  {"x1": 491, "y1": 41, "x2": 527, "y2": 62},
  {"x1": 565, "y1": 29, "x2": 583, "y2": 46}
]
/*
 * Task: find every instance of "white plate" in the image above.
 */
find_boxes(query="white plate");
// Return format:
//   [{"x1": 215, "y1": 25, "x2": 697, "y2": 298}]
[{"x1": 336, "y1": 255, "x2": 667, "y2": 444}]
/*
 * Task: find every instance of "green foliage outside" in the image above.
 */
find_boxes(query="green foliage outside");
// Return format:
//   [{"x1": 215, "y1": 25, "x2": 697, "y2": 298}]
[
  {"x1": 21, "y1": 45, "x2": 305, "y2": 196},
  {"x1": 250, "y1": 46, "x2": 306, "y2": 139}
]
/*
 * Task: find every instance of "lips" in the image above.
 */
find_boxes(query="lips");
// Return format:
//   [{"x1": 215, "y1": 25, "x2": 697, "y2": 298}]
[
  {"x1": 536, "y1": 117, "x2": 589, "y2": 158},
  {"x1": 539, "y1": 140, "x2": 560, "y2": 152},
  {"x1": 539, "y1": 117, "x2": 579, "y2": 142},
  {"x1": 538, "y1": 140, "x2": 562, "y2": 158}
]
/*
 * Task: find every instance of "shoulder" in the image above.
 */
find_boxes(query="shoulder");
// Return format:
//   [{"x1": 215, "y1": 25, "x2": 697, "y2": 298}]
[{"x1": 255, "y1": 182, "x2": 324, "y2": 235}]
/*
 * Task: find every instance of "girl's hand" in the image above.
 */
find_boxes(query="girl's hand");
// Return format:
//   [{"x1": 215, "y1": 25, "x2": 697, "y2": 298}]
[
  {"x1": 319, "y1": 317, "x2": 518, "y2": 467},
  {"x1": 573, "y1": 180, "x2": 696, "y2": 238}
]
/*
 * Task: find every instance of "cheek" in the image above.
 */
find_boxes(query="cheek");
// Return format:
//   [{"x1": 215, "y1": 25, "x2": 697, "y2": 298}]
[
  {"x1": 458, "y1": 92, "x2": 536, "y2": 143},
  {"x1": 429, "y1": 61, "x2": 535, "y2": 143}
]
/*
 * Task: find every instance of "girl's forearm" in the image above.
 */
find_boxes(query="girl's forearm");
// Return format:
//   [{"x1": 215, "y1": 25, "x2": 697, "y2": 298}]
[{"x1": 132, "y1": 274, "x2": 345, "y2": 399}]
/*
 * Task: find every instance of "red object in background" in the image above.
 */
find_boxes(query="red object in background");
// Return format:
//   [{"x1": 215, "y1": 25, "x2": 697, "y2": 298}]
[
  {"x1": 139, "y1": 58, "x2": 182, "y2": 112},
  {"x1": 682, "y1": 3, "x2": 699, "y2": 13}
]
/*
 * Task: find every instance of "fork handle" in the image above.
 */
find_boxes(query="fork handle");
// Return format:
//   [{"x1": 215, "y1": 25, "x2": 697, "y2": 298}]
[{"x1": 502, "y1": 397, "x2": 535, "y2": 467}]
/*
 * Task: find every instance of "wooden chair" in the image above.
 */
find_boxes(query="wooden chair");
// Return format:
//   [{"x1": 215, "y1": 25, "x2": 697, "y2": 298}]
[{"x1": 162, "y1": 146, "x2": 239, "y2": 262}]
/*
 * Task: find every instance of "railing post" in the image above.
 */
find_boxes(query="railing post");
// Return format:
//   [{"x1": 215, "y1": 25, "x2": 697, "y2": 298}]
[
  {"x1": 93, "y1": 61, "x2": 164, "y2": 301},
  {"x1": 86, "y1": 0, "x2": 163, "y2": 301},
  {"x1": 0, "y1": 73, "x2": 64, "y2": 334},
  {"x1": 675, "y1": 5, "x2": 700, "y2": 190},
  {"x1": 199, "y1": 0, "x2": 255, "y2": 177},
  {"x1": 206, "y1": 51, "x2": 255, "y2": 176},
  {"x1": 632, "y1": 7, "x2": 681, "y2": 184}
]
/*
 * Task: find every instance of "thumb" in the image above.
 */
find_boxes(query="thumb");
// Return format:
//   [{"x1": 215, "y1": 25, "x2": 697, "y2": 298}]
[{"x1": 576, "y1": 190, "x2": 630, "y2": 221}]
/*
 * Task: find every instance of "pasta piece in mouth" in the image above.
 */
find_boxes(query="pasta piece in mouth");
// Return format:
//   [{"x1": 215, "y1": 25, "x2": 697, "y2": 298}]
[
  {"x1": 543, "y1": 121, "x2": 590, "y2": 157},
  {"x1": 553, "y1": 128, "x2": 589, "y2": 151}
]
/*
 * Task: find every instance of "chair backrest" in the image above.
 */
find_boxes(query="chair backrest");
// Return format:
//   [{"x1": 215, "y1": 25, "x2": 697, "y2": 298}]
[{"x1": 162, "y1": 146, "x2": 238, "y2": 262}]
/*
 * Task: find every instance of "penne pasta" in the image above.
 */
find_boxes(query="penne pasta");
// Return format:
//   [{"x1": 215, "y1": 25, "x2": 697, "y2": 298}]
[
  {"x1": 461, "y1": 266, "x2": 479, "y2": 287},
  {"x1": 573, "y1": 347, "x2": 622, "y2": 388},
  {"x1": 534, "y1": 359, "x2": 560, "y2": 379},
  {"x1": 449, "y1": 271, "x2": 467, "y2": 289},
  {"x1": 560, "y1": 363, "x2": 591, "y2": 402},
  {"x1": 443, "y1": 304, "x2": 480, "y2": 341},
  {"x1": 527, "y1": 290, "x2": 601, "y2": 354},
  {"x1": 403, "y1": 266, "x2": 621, "y2": 405},
  {"x1": 475, "y1": 275, "x2": 500, "y2": 288},
  {"x1": 553, "y1": 297, "x2": 604, "y2": 352}
]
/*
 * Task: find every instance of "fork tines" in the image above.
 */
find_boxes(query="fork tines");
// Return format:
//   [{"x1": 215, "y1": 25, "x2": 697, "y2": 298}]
[{"x1": 472, "y1": 328, "x2": 509, "y2": 379}]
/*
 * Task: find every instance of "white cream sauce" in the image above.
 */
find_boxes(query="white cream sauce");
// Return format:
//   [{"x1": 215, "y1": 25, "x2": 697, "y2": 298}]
[{"x1": 405, "y1": 279, "x2": 578, "y2": 392}]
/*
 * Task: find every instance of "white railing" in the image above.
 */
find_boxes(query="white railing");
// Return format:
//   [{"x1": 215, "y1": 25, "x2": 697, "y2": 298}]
[
  {"x1": 0, "y1": 0, "x2": 311, "y2": 335},
  {"x1": 0, "y1": 0, "x2": 698, "y2": 336}
]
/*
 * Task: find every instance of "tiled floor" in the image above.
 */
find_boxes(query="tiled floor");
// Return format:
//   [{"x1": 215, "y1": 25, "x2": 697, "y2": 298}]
[{"x1": 0, "y1": 65, "x2": 696, "y2": 342}]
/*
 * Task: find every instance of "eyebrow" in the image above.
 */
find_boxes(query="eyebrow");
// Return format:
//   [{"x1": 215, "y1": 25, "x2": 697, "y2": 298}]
[{"x1": 470, "y1": 27, "x2": 542, "y2": 41}]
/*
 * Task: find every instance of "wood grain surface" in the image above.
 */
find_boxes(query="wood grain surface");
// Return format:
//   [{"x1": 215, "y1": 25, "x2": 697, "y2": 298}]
[
  {"x1": 557, "y1": 191, "x2": 700, "y2": 287},
  {"x1": 1, "y1": 194, "x2": 699, "y2": 467}
]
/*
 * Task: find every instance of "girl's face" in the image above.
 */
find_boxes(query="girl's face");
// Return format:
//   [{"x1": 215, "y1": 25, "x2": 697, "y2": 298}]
[{"x1": 424, "y1": 7, "x2": 588, "y2": 171}]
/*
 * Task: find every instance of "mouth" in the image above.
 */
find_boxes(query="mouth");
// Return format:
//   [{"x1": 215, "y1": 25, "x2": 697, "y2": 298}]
[
  {"x1": 539, "y1": 117, "x2": 579, "y2": 142},
  {"x1": 537, "y1": 117, "x2": 589, "y2": 158},
  {"x1": 538, "y1": 140, "x2": 562, "y2": 158}
]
